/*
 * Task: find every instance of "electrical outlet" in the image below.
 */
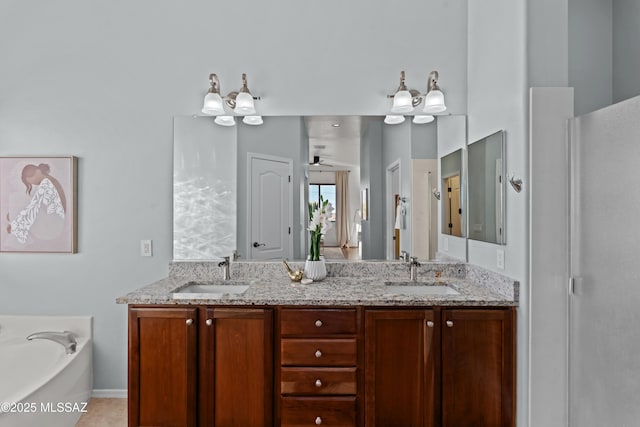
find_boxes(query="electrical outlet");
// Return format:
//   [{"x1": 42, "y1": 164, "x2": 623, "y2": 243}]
[
  {"x1": 141, "y1": 240, "x2": 153, "y2": 257},
  {"x1": 442, "y1": 237, "x2": 449, "y2": 251},
  {"x1": 496, "y1": 249, "x2": 505, "y2": 270}
]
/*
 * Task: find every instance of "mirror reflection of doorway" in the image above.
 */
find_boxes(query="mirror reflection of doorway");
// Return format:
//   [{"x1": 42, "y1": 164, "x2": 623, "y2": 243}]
[{"x1": 443, "y1": 174, "x2": 461, "y2": 236}]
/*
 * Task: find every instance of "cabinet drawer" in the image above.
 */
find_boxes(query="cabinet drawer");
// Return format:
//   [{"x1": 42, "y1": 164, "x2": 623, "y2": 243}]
[
  {"x1": 281, "y1": 367, "x2": 357, "y2": 395},
  {"x1": 281, "y1": 338, "x2": 357, "y2": 366},
  {"x1": 281, "y1": 309, "x2": 357, "y2": 336},
  {"x1": 281, "y1": 396, "x2": 356, "y2": 427}
]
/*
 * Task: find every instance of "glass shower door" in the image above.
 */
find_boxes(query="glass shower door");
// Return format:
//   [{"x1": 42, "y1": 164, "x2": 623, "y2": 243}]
[{"x1": 569, "y1": 97, "x2": 640, "y2": 426}]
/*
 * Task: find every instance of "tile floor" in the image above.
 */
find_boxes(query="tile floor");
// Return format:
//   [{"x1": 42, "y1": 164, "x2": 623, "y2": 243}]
[{"x1": 76, "y1": 398, "x2": 126, "y2": 426}]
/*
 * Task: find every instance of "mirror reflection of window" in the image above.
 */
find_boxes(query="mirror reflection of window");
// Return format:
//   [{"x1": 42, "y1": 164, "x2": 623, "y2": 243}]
[{"x1": 309, "y1": 184, "x2": 336, "y2": 222}]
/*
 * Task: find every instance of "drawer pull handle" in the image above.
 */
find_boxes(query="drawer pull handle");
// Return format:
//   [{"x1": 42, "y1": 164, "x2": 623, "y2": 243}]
[
  {"x1": 315, "y1": 319, "x2": 323, "y2": 327},
  {"x1": 186, "y1": 319, "x2": 193, "y2": 326},
  {"x1": 315, "y1": 350, "x2": 322, "y2": 358},
  {"x1": 206, "y1": 319, "x2": 213, "y2": 326},
  {"x1": 446, "y1": 320, "x2": 454, "y2": 327},
  {"x1": 315, "y1": 416, "x2": 322, "y2": 425},
  {"x1": 315, "y1": 379, "x2": 322, "y2": 387},
  {"x1": 427, "y1": 320, "x2": 434, "y2": 328}
]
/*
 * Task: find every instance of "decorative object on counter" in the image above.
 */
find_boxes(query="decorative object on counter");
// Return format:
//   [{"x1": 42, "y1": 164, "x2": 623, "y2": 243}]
[
  {"x1": 0, "y1": 156, "x2": 78, "y2": 253},
  {"x1": 305, "y1": 196, "x2": 333, "y2": 281},
  {"x1": 282, "y1": 259, "x2": 304, "y2": 282},
  {"x1": 300, "y1": 278, "x2": 313, "y2": 285},
  {"x1": 201, "y1": 72, "x2": 262, "y2": 126},
  {"x1": 385, "y1": 70, "x2": 446, "y2": 125}
]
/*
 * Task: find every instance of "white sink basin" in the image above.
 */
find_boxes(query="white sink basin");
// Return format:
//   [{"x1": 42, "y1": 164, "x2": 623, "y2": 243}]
[
  {"x1": 172, "y1": 282, "x2": 250, "y2": 299},
  {"x1": 383, "y1": 281, "x2": 460, "y2": 296}
]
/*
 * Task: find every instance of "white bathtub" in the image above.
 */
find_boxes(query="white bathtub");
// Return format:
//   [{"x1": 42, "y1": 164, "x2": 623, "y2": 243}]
[{"x1": 0, "y1": 315, "x2": 92, "y2": 427}]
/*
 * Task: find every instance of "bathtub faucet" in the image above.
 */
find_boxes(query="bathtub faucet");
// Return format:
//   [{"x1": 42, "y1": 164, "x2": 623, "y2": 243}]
[{"x1": 26, "y1": 331, "x2": 77, "y2": 355}]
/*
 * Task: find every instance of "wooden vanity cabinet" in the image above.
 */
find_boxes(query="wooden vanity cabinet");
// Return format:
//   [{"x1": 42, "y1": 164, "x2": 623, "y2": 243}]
[
  {"x1": 128, "y1": 307, "x2": 198, "y2": 427},
  {"x1": 277, "y1": 308, "x2": 362, "y2": 427},
  {"x1": 364, "y1": 309, "x2": 439, "y2": 427},
  {"x1": 128, "y1": 306, "x2": 273, "y2": 427},
  {"x1": 441, "y1": 309, "x2": 515, "y2": 427},
  {"x1": 364, "y1": 307, "x2": 515, "y2": 427}
]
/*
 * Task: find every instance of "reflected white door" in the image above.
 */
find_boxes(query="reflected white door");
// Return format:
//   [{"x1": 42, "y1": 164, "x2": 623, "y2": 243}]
[
  {"x1": 249, "y1": 154, "x2": 293, "y2": 260},
  {"x1": 569, "y1": 98, "x2": 640, "y2": 426}
]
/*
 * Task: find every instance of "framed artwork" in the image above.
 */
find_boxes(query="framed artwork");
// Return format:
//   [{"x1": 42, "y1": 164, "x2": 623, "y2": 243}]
[
  {"x1": 361, "y1": 188, "x2": 369, "y2": 221},
  {"x1": 1, "y1": 156, "x2": 78, "y2": 253}
]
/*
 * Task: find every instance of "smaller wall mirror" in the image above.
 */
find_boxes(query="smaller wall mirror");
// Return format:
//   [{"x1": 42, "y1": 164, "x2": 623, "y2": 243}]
[
  {"x1": 467, "y1": 130, "x2": 506, "y2": 244},
  {"x1": 441, "y1": 149, "x2": 464, "y2": 238}
]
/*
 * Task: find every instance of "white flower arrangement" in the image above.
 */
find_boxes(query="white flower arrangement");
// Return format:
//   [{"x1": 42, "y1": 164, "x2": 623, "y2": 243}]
[{"x1": 308, "y1": 196, "x2": 334, "y2": 261}]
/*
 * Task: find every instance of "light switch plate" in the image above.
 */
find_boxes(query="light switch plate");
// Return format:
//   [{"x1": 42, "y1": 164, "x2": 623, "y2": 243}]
[
  {"x1": 442, "y1": 237, "x2": 449, "y2": 251},
  {"x1": 496, "y1": 249, "x2": 505, "y2": 269},
  {"x1": 141, "y1": 240, "x2": 153, "y2": 257}
]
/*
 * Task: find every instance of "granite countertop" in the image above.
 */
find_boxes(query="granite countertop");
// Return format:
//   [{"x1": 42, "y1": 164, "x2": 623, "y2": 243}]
[{"x1": 116, "y1": 261, "x2": 518, "y2": 307}]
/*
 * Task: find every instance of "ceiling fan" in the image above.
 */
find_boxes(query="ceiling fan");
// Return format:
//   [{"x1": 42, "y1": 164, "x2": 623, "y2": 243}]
[{"x1": 310, "y1": 155, "x2": 333, "y2": 167}]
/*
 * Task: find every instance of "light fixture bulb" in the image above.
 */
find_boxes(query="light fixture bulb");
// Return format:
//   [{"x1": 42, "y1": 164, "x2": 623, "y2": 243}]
[
  {"x1": 202, "y1": 92, "x2": 224, "y2": 115},
  {"x1": 242, "y1": 115, "x2": 263, "y2": 126},
  {"x1": 391, "y1": 90, "x2": 414, "y2": 113},
  {"x1": 384, "y1": 115, "x2": 405, "y2": 125},
  {"x1": 214, "y1": 115, "x2": 236, "y2": 126},
  {"x1": 234, "y1": 92, "x2": 256, "y2": 114},
  {"x1": 412, "y1": 115, "x2": 435, "y2": 124},
  {"x1": 423, "y1": 89, "x2": 446, "y2": 114}
]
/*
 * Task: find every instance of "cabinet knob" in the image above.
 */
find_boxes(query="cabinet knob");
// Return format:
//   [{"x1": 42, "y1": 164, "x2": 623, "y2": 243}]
[
  {"x1": 315, "y1": 416, "x2": 322, "y2": 425},
  {"x1": 186, "y1": 319, "x2": 193, "y2": 326},
  {"x1": 315, "y1": 379, "x2": 322, "y2": 387},
  {"x1": 315, "y1": 350, "x2": 322, "y2": 358},
  {"x1": 446, "y1": 320, "x2": 454, "y2": 327},
  {"x1": 427, "y1": 320, "x2": 435, "y2": 328},
  {"x1": 315, "y1": 319, "x2": 323, "y2": 327},
  {"x1": 206, "y1": 319, "x2": 213, "y2": 326}
]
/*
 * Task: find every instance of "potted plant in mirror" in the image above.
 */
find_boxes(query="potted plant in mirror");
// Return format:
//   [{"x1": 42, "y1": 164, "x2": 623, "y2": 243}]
[{"x1": 304, "y1": 196, "x2": 333, "y2": 281}]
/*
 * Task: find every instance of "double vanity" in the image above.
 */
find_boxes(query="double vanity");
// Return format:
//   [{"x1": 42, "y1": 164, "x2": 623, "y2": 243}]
[{"x1": 118, "y1": 260, "x2": 518, "y2": 427}]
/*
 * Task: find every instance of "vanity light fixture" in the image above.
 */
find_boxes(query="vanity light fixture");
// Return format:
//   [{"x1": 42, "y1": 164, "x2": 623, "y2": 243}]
[
  {"x1": 385, "y1": 70, "x2": 447, "y2": 124},
  {"x1": 202, "y1": 72, "x2": 262, "y2": 126},
  {"x1": 423, "y1": 71, "x2": 447, "y2": 114}
]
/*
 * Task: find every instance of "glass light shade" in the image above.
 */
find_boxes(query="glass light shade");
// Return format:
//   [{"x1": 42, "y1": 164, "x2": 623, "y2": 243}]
[
  {"x1": 234, "y1": 92, "x2": 256, "y2": 114},
  {"x1": 423, "y1": 90, "x2": 446, "y2": 114},
  {"x1": 214, "y1": 115, "x2": 236, "y2": 126},
  {"x1": 242, "y1": 115, "x2": 263, "y2": 126},
  {"x1": 384, "y1": 115, "x2": 405, "y2": 125},
  {"x1": 391, "y1": 90, "x2": 414, "y2": 113},
  {"x1": 202, "y1": 92, "x2": 224, "y2": 115},
  {"x1": 412, "y1": 115, "x2": 435, "y2": 124}
]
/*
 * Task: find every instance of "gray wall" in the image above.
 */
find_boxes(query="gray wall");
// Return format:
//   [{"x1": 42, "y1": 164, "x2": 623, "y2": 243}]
[
  {"x1": 0, "y1": 0, "x2": 467, "y2": 391},
  {"x1": 237, "y1": 117, "x2": 306, "y2": 260},
  {"x1": 613, "y1": 0, "x2": 640, "y2": 103},
  {"x1": 569, "y1": 0, "x2": 613, "y2": 115},
  {"x1": 411, "y1": 122, "x2": 438, "y2": 160}
]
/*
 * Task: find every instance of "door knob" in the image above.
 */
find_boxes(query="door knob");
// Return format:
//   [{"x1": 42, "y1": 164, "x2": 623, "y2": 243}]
[{"x1": 253, "y1": 242, "x2": 266, "y2": 248}]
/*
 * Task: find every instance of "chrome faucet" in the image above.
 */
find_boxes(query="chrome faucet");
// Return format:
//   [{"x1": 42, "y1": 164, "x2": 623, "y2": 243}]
[
  {"x1": 218, "y1": 256, "x2": 231, "y2": 280},
  {"x1": 26, "y1": 331, "x2": 77, "y2": 354},
  {"x1": 409, "y1": 257, "x2": 421, "y2": 281}
]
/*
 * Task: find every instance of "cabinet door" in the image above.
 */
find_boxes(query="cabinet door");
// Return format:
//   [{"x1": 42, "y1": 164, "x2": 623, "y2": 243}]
[
  {"x1": 200, "y1": 307, "x2": 273, "y2": 427},
  {"x1": 442, "y1": 309, "x2": 515, "y2": 427},
  {"x1": 364, "y1": 309, "x2": 438, "y2": 427},
  {"x1": 128, "y1": 307, "x2": 198, "y2": 427}
]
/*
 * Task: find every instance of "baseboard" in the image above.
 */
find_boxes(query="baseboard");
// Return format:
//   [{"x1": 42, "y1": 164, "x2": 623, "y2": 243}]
[{"x1": 92, "y1": 389, "x2": 127, "y2": 398}]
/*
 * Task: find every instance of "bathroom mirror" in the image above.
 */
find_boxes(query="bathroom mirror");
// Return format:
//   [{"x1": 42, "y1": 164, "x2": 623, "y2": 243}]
[
  {"x1": 173, "y1": 115, "x2": 458, "y2": 262},
  {"x1": 467, "y1": 130, "x2": 505, "y2": 244},
  {"x1": 440, "y1": 149, "x2": 464, "y2": 238}
]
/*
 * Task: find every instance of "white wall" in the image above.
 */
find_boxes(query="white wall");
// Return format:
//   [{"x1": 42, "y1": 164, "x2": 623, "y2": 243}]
[{"x1": 0, "y1": 0, "x2": 468, "y2": 392}]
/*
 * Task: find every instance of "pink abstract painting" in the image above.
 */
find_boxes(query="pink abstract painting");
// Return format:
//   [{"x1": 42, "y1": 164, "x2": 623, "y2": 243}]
[{"x1": 1, "y1": 156, "x2": 77, "y2": 253}]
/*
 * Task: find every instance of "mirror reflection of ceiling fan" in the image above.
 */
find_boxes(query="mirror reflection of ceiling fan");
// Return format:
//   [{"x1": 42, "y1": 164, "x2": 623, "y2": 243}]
[{"x1": 310, "y1": 155, "x2": 333, "y2": 167}]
